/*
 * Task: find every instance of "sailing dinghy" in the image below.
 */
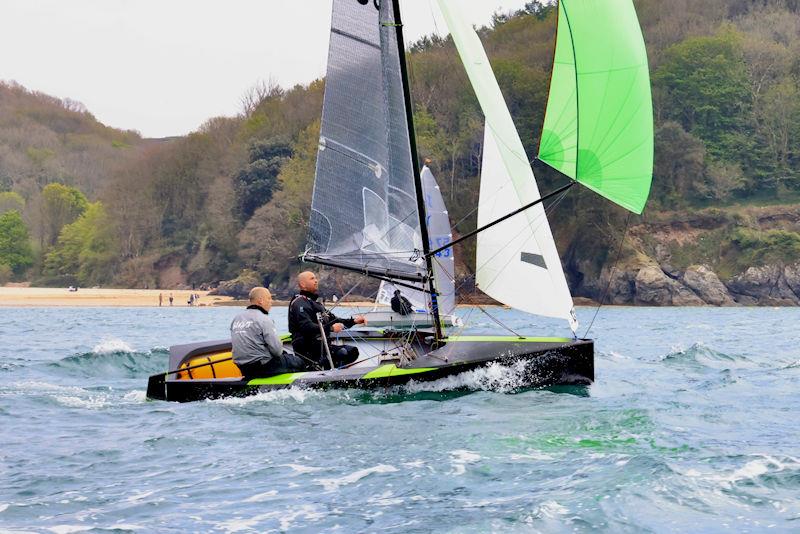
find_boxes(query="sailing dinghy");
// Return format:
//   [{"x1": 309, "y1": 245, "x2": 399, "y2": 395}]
[{"x1": 147, "y1": 0, "x2": 652, "y2": 402}]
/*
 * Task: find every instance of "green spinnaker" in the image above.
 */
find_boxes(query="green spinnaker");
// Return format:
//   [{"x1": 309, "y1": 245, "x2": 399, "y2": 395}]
[{"x1": 538, "y1": 0, "x2": 653, "y2": 214}]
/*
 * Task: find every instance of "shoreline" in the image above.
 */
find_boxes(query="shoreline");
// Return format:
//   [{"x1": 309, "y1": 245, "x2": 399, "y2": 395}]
[
  {"x1": 3, "y1": 286, "x2": 787, "y2": 309},
  {"x1": 0, "y1": 287, "x2": 234, "y2": 307}
]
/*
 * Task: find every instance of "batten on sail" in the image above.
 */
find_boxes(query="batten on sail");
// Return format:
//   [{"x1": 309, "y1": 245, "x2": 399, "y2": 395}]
[
  {"x1": 376, "y1": 165, "x2": 456, "y2": 316},
  {"x1": 307, "y1": 0, "x2": 424, "y2": 280},
  {"x1": 539, "y1": 0, "x2": 653, "y2": 214},
  {"x1": 436, "y1": 0, "x2": 577, "y2": 332}
]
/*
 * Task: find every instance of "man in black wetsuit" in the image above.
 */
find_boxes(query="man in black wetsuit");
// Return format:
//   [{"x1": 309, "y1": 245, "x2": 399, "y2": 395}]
[
  {"x1": 288, "y1": 271, "x2": 366, "y2": 369},
  {"x1": 390, "y1": 289, "x2": 414, "y2": 316}
]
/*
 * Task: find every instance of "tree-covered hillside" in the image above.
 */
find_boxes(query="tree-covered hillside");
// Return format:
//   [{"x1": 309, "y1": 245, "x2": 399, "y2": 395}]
[{"x1": 2, "y1": 0, "x2": 800, "y2": 305}]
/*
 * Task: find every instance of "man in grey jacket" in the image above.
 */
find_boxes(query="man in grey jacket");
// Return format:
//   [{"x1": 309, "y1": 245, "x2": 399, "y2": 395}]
[{"x1": 231, "y1": 287, "x2": 308, "y2": 378}]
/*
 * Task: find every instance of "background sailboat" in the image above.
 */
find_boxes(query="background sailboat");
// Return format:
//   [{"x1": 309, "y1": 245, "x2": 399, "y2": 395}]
[{"x1": 367, "y1": 164, "x2": 461, "y2": 328}]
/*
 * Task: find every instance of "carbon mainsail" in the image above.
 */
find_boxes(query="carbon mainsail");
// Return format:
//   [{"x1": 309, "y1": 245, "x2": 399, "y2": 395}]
[{"x1": 306, "y1": 0, "x2": 425, "y2": 282}]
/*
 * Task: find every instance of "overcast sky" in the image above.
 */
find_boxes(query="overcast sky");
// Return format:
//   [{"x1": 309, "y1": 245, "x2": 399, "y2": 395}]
[{"x1": 1, "y1": 0, "x2": 530, "y2": 138}]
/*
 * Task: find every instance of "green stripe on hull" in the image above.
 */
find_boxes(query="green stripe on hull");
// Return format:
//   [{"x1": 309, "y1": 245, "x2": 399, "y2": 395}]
[
  {"x1": 362, "y1": 364, "x2": 435, "y2": 380},
  {"x1": 447, "y1": 336, "x2": 573, "y2": 343},
  {"x1": 248, "y1": 373, "x2": 305, "y2": 386}
]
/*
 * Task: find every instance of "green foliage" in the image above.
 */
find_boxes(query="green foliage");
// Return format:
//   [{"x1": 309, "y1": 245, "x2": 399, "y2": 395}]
[
  {"x1": 45, "y1": 202, "x2": 118, "y2": 285},
  {"x1": 757, "y1": 78, "x2": 800, "y2": 188},
  {"x1": 26, "y1": 147, "x2": 56, "y2": 166},
  {"x1": 0, "y1": 191, "x2": 25, "y2": 215},
  {"x1": 0, "y1": 263, "x2": 11, "y2": 285},
  {"x1": 40, "y1": 183, "x2": 89, "y2": 247},
  {"x1": 7, "y1": 4, "x2": 800, "y2": 289},
  {"x1": 238, "y1": 121, "x2": 320, "y2": 278},
  {"x1": 233, "y1": 139, "x2": 292, "y2": 221},
  {"x1": 0, "y1": 210, "x2": 34, "y2": 275},
  {"x1": 730, "y1": 227, "x2": 800, "y2": 266},
  {"x1": 655, "y1": 28, "x2": 752, "y2": 161}
]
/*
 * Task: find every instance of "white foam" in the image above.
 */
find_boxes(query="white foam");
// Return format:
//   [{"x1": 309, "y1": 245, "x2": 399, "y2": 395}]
[
  {"x1": 509, "y1": 452, "x2": 555, "y2": 461},
  {"x1": 54, "y1": 395, "x2": 109, "y2": 409},
  {"x1": 0, "y1": 503, "x2": 8, "y2": 513},
  {"x1": 210, "y1": 388, "x2": 317, "y2": 405},
  {"x1": 537, "y1": 501, "x2": 569, "y2": 519},
  {"x1": 244, "y1": 490, "x2": 278, "y2": 503},
  {"x1": 680, "y1": 454, "x2": 800, "y2": 487},
  {"x1": 92, "y1": 338, "x2": 134, "y2": 354},
  {"x1": 12, "y1": 381, "x2": 85, "y2": 395},
  {"x1": 282, "y1": 463, "x2": 325, "y2": 475},
  {"x1": 405, "y1": 360, "x2": 532, "y2": 394},
  {"x1": 450, "y1": 450, "x2": 481, "y2": 476},
  {"x1": 216, "y1": 517, "x2": 260, "y2": 533},
  {"x1": 215, "y1": 505, "x2": 323, "y2": 533},
  {"x1": 47, "y1": 526, "x2": 93, "y2": 534},
  {"x1": 368, "y1": 491, "x2": 403, "y2": 507},
  {"x1": 125, "y1": 490, "x2": 156, "y2": 503},
  {"x1": 728, "y1": 459, "x2": 771, "y2": 482},
  {"x1": 123, "y1": 390, "x2": 147, "y2": 403},
  {"x1": 315, "y1": 464, "x2": 398, "y2": 491}
]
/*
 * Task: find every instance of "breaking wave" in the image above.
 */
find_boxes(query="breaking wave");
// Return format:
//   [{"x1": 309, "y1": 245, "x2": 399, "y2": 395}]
[
  {"x1": 661, "y1": 342, "x2": 753, "y2": 369},
  {"x1": 404, "y1": 360, "x2": 538, "y2": 394},
  {"x1": 678, "y1": 454, "x2": 800, "y2": 491},
  {"x1": 49, "y1": 341, "x2": 168, "y2": 378}
]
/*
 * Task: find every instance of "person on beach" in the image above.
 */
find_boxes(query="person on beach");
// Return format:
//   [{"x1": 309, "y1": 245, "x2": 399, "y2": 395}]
[
  {"x1": 169, "y1": 293, "x2": 173, "y2": 306},
  {"x1": 288, "y1": 271, "x2": 365, "y2": 370},
  {"x1": 159, "y1": 293, "x2": 163, "y2": 307},
  {"x1": 230, "y1": 287, "x2": 307, "y2": 378}
]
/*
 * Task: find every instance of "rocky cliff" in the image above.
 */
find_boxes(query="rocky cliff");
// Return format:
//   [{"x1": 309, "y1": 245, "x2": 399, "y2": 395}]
[{"x1": 570, "y1": 204, "x2": 800, "y2": 306}]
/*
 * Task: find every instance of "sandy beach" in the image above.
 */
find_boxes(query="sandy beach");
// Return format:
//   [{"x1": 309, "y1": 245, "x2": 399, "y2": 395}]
[{"x1": 0, "y1": 287, "x2": 234, "y2": 307}]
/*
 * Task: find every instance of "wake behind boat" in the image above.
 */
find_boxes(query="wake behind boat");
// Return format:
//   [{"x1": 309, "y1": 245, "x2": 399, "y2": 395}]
[{"x1": 147, "y1": 0, "x2": 652, "y2": 402}]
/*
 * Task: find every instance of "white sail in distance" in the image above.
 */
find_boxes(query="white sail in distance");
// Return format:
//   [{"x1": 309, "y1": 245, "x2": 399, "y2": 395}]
[
  {"x1": 376, "y1": 165, "x2": 456, "y2": 316},
  {"x1": 436, "y1": 0, "x2": 577, "y2": 332}
]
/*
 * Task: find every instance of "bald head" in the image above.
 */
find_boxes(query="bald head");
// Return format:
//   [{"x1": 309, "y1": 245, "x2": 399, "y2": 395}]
[
  {"x1": 297, "y1": 271, "x2": 319, "y2": 293},
  {"x1": 249, "y1": 287, "x2": 272, "y2": 310}
]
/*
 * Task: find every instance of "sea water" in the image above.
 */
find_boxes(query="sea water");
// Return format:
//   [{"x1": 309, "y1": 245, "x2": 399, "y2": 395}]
[{"x1": 0, "y1": 306, "x2": 798, "y2": 533}]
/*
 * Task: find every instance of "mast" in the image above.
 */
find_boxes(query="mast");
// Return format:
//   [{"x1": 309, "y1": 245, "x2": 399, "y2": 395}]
[{"x1": 390, "y1": 0, "x2": 443, "y2": 340}]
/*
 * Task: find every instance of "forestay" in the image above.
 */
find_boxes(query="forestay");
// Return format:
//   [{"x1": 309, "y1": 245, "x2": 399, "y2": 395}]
[
  {"x1": 307, "y1": 0, "x2": 424, "y2": 281},
  {"x1": 436, "y1": 0, "x2": 577, "y2": 332},
  {"x1": 376, "y1": 165, "x2": 456, "y2": 316},
  {"x1": 538, "y1": 0, "x2": 653, "y2": 214}
]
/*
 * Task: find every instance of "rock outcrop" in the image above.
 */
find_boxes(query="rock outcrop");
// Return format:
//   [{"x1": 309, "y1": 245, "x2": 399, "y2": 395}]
[
  {"x1": 634, "y1": 265, "x2": 705, "y2": 306},
  {"x1": 210, "y1": 269, "x2": 262, "y2": 299},
  {"x1": 726, "y1": 265, "x2": 800, "y2": 305},
  {"x1": 682, "y1": 265, "x2": 736, "y2": 306}
]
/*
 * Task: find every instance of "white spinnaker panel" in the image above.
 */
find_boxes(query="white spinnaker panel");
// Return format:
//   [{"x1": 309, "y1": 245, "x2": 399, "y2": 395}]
[{"x1": 437, "y1": 0, "x2": 576, "y2": 332}]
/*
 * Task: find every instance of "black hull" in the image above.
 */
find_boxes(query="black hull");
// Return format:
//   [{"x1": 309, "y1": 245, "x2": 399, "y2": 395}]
[{"x1": 147, "y1": 335, "x2": 593, "y2": 403}]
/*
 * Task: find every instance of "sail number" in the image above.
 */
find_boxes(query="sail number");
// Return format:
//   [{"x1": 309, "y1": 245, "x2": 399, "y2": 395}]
[{"x1": 431, "y1": 237, "x2": 452, "y2": 258}]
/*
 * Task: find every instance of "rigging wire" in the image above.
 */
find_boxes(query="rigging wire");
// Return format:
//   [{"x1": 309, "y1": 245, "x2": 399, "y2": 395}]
[
  {"x1": 443, "y1": 186, "x2": 572, "y2": 337},
  {"x1": 582, "y1": 211, "x2": 633, "y2": 339},
  {"x1": 475, "y1": 305, "x2": 524, "y2": 338}
]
